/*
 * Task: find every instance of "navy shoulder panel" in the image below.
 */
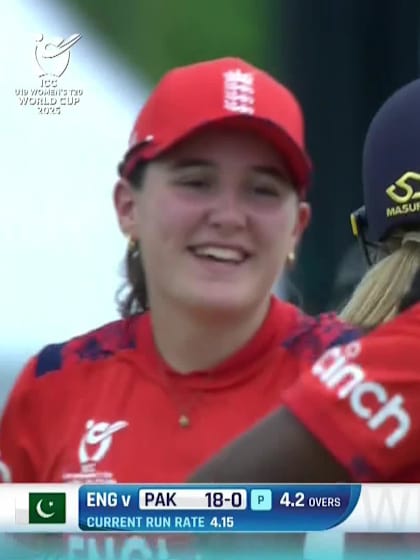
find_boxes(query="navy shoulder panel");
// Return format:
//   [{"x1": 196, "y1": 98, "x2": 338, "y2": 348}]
[
  {"x1": 325, "y1": 326, "x2": 362, "y2": 348},
  {"x1": 283, "y1": 312, "x2": 362, "y2": 363},
  {"x1": 34, "y1": 315, "x2": 139, "y2": 378},
  {"x1": 35, "y1": 343, "x2": 67, "y2": 378}
]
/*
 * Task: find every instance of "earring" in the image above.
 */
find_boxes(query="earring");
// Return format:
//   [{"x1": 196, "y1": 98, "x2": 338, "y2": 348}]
[
  {"x1": 287, "y1": 251, "x2": 296, "y2": 266},
  {"x1": 128, "y1": 238, "x2": 139, "y2": 258}
]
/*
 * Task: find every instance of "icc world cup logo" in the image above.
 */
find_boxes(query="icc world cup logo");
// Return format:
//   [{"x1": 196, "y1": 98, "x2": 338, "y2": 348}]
[{"x1": 34, "y1": 33, "x2": 82, "y2": 78}]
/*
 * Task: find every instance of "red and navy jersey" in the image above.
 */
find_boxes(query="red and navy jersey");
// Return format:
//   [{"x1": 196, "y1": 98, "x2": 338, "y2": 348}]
[
  {"x1": 283, "y1": 303, "x2": 420, "y2": 482},
  {"x1": 0, "y1": 296, "x2": 359, "y2": 559},
  {"x1": 0, "y1": 296, "x2": 359, "y2": 485}
]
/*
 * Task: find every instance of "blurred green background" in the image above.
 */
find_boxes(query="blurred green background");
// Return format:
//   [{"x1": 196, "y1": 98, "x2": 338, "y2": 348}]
[
  {"x1": 67, "y1": 0, "x2": 269, "y2": 80},
  {"x1": 65, "y1": 0, "x2": 420, "y2": 314}
]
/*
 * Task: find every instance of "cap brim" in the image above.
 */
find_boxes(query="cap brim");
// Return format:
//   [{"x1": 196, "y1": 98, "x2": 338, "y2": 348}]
[
  {"x1": 218, "y1": 116, "x2": 312, "y2": 194},
  {"x1": 123, "y1": 115, "x2": 312, "y2": 195}
]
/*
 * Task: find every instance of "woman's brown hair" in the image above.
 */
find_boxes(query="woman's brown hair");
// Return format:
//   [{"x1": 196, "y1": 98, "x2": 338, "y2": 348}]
[{"x1": 116, "y1": 163, "x2": 149, "y2": 317}]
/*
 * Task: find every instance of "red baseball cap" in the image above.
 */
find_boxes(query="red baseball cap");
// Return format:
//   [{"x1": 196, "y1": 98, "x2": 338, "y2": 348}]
[{"x1": 119, "y1": 57, "x2": 312, "y2": 195}]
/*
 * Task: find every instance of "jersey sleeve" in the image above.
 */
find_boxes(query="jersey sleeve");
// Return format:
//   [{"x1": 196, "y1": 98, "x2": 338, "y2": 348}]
[
  {"x1": 282, "y1": 305, "x2": 420, "y2": 482},
  {"x1": 0, "y1": 358, "x2": 40, "y2": 482}
]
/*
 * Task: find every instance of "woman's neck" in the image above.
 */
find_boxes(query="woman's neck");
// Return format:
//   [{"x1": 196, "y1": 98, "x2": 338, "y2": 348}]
[{"x1": 149, "y1": 298, "x2": 272, "y2": 374}]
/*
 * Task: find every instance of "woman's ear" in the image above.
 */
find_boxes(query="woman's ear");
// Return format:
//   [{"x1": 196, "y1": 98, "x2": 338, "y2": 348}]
[
  {"x1": 289, "y1": 201, "x2": 311, "y2": 255},
  {"x1": 113, "y1": 178, "x2": 139, "y2": 238}
]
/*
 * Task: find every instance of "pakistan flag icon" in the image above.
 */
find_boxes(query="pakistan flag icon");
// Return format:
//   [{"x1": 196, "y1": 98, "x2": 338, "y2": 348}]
[{"x1": 29, "y1": 492, "x2": 66, "y2": 524}]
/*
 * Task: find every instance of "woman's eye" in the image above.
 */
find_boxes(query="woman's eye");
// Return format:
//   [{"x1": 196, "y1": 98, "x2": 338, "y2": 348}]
[
  {"x1": 253, "y1": 185, "x2": 281, "y2": 197},
  {"x1": 175, "y1": 177, "x2": 210, "y2": 189},
  {"x1": 183, "y1": 179, "x2": 208, "y2": 188}
]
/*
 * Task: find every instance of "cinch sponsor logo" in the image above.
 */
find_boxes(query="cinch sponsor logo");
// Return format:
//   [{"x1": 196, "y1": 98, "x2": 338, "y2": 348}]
[
  {"x1": 311, "y1": 341, "x2": 411, "y2": 448},
  {"x1": 386, "y1": 171, "x2": 420, "y2": 218}
]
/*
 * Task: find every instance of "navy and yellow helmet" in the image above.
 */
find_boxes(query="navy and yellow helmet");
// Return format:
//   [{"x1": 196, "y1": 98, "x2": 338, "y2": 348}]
[{"x1": 351, "y1": 78, "x2": 420, "y2": 263}]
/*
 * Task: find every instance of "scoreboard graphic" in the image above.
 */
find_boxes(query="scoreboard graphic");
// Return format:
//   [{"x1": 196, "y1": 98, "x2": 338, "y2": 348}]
[
  {"x1": 2, "y1": 483, "x2": 420, "y2": 533},
  {"x1": 78, "y1": 485, "x2": 358, "y2": 532}
]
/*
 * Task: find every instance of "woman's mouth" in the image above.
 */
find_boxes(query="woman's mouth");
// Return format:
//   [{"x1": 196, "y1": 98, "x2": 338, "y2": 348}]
[{"x1": 188, "y1": 245, "x2": 250, "y2": 265}]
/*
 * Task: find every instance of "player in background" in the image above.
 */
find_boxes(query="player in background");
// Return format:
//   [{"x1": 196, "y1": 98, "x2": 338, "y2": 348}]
[
  {"x1": 339, "y1": 76, "x2": 420, "y2": 560},
  {"x1": 341, "y1": 79, "x2": 420, "y2": 328},
  {"x1": 191, "y1": 78, "x2": 420, "y2": 560},
  {"x1": 190, "y1": 266, "x2": 420, "y2": 485},
  {"x1": 0, "y1": 57, "x2": 360, "y2": 560},
  {"x1": 189, "y1": 274, "x2": 420, "y2": 560}
]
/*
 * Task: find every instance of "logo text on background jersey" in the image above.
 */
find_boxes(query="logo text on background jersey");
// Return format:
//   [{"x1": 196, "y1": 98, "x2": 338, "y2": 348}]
[
  {"x1": 62, "y1": 419, "x2": 128, "y2": 483},
  {"x1": 312, "y1": 342, "x2": 410, "y2": 448}
]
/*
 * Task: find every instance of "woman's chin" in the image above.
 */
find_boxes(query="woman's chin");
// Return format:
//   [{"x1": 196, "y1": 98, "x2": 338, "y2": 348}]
[{"x1": 183, "y1": 288, "x2": 259, "y2": 319}]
